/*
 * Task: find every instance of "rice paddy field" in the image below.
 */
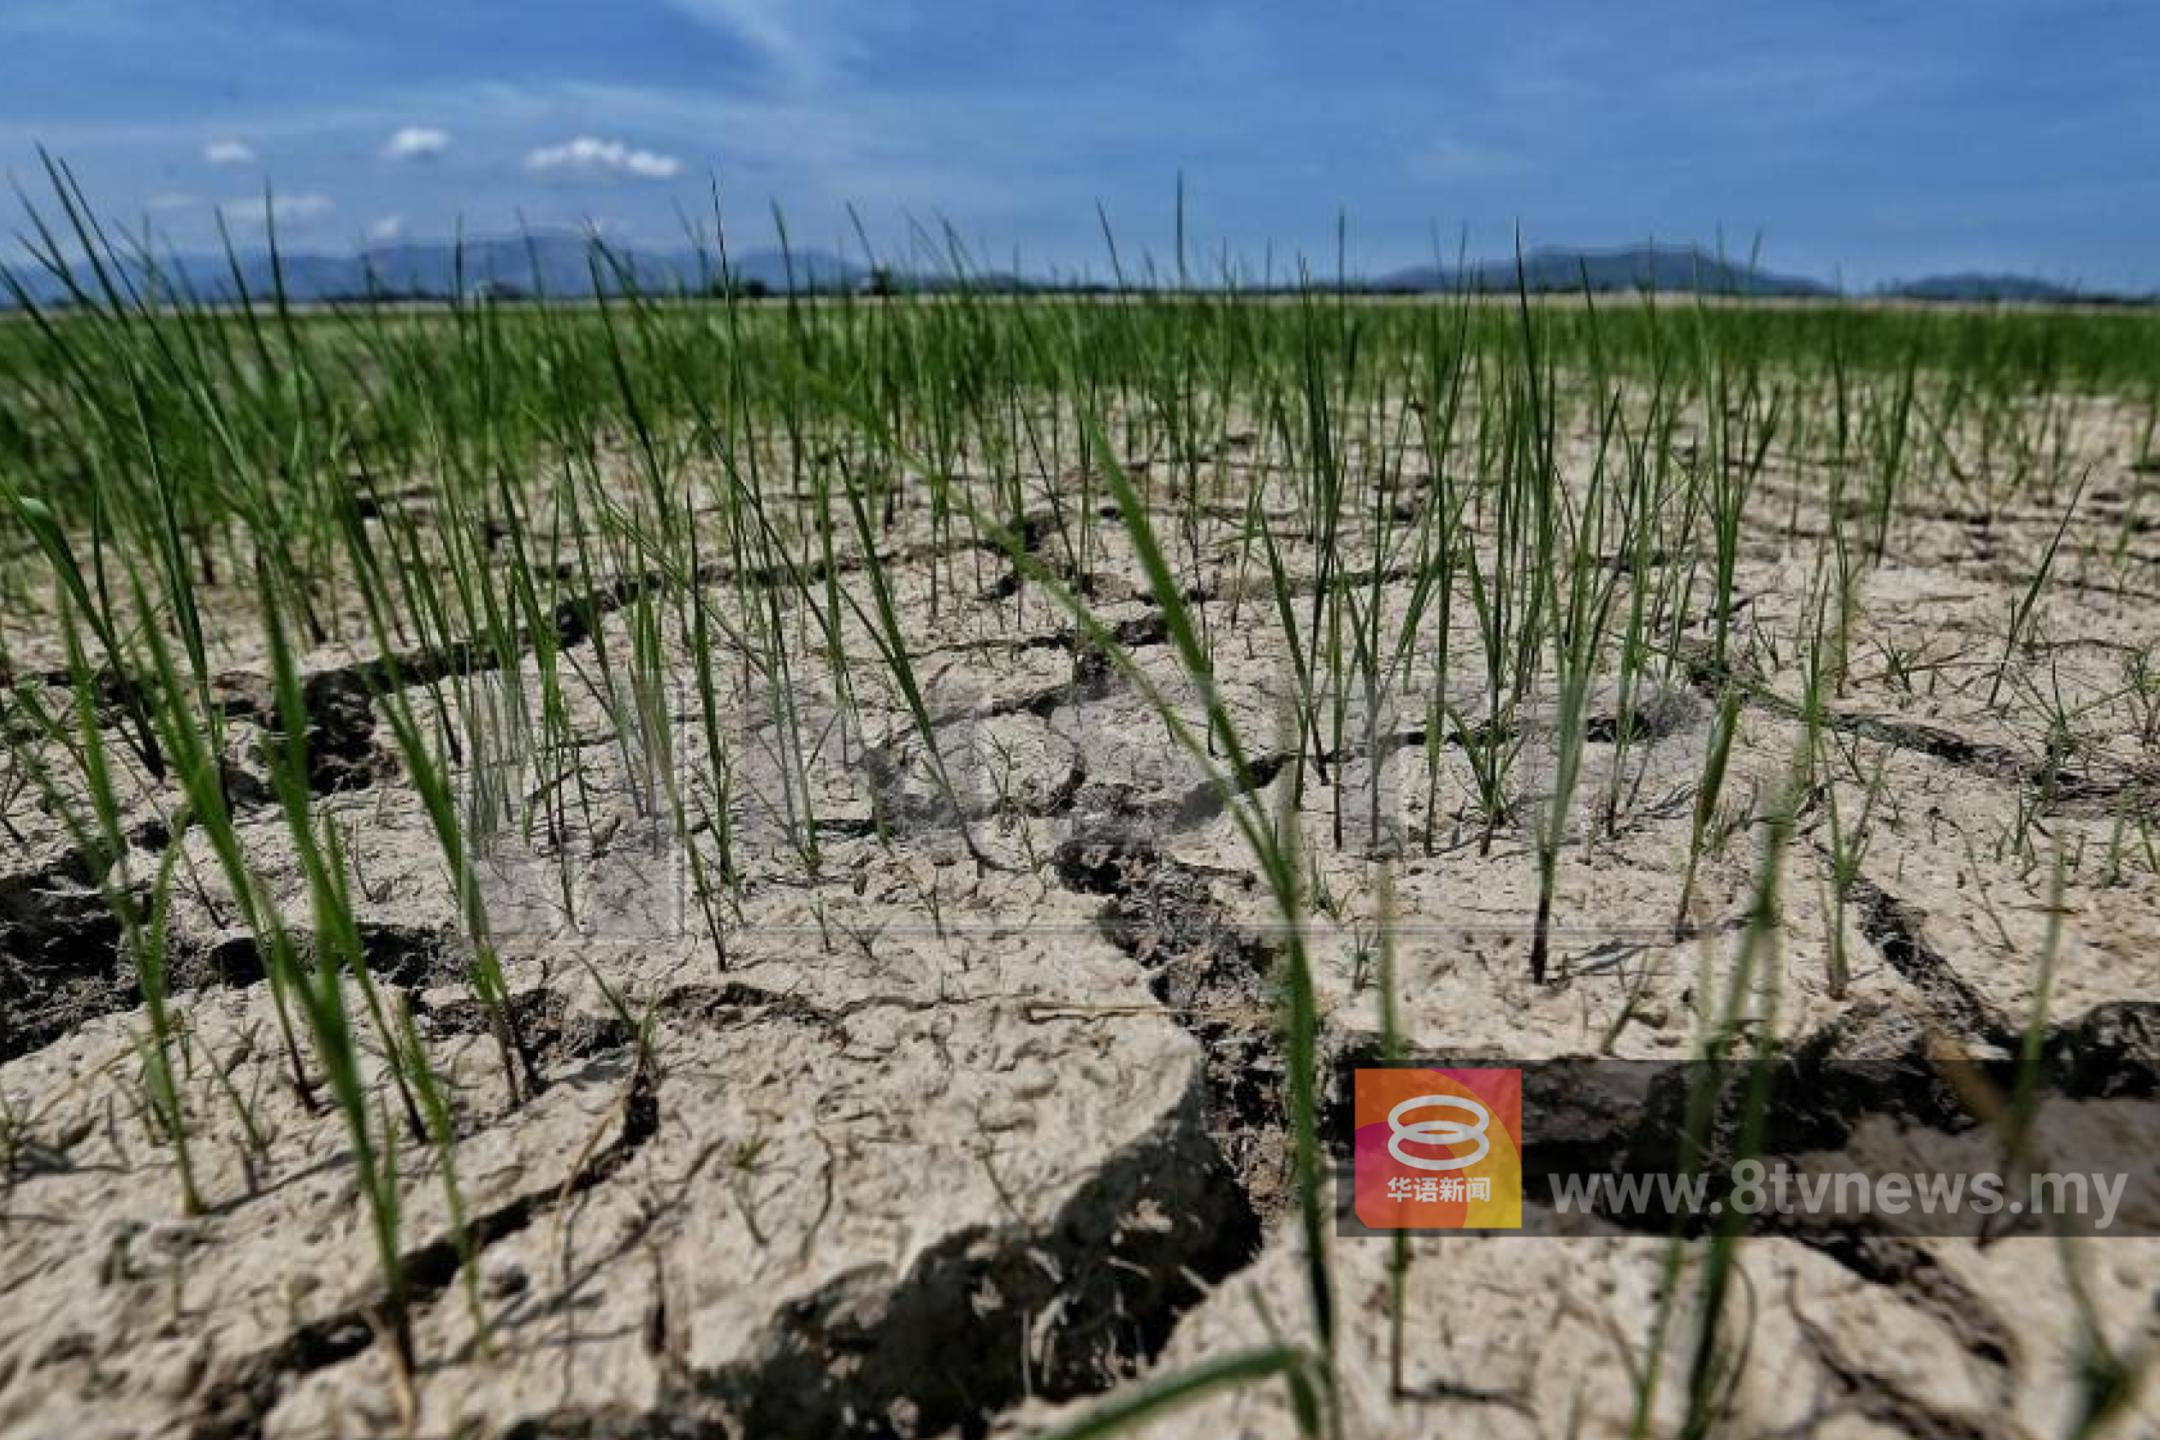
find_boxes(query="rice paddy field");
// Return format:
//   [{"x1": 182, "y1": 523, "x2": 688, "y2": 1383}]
[{"x1": 3, "y1": 211, "x2": 2160, "y2": 1439}]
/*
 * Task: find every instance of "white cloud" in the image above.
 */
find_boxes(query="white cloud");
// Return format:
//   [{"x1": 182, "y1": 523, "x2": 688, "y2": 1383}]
[
  {"x1": 382, "y1": 126, "x2": 449, "y2": 161},
  {"x1": 146, "y1": 191, "x2": 198, "y2": 212},
  {"x1": 220, "y1": 193, "x2": 334, "y2": 225},
  {"x1": 203, "y1": 138, "x2": 256, "y2": 166},
  {"x1": 523, "y1": 136, "x2": 683, "y2": 181},
  {"x1": 366, "y1": 214, "x2": 404, "y2": 243},
  {"x1": 666, "y1": 0, "x2": 829, "y2": 82},
  {"x1": 548, "y1": 80, "x2": 1130, "y2": 220},
  {"x1": 660, "y1": 0, "x2": 910, "y2": 89}
]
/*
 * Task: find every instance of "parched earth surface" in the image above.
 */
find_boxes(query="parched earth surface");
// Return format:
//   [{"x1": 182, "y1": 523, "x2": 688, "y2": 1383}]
[{"x1": 4, "y1": 395, "x2": 2160, "y2": 1439}]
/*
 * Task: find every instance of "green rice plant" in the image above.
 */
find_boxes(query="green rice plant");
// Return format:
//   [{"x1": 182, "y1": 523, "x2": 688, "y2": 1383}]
[
  {"x1": 395, "y1": 996, "x2": 490, "y2": 1351},
  {"x1": 1397, "y1": 291, "x2": 1477, "y2": 853},
  {"x1": 826, "y1": 450, "x2": 990, "y2": 861},
  {"x1": 1371, "y1": 862, "x2": 1415, "y2": 1397},
  {"x1": 383, "y1": 674, "x2": 540, "y2": 1097},
  {"x1": 1986, "y1": 471, "x2": 2085, "y2": 709},
  {"x1": 61, "y1": 538, "x2": 422, "y2": 1395},
  {"x1": 129, "y1": 847, "x2": 197, "y2": 1205},
  {"x1": 330, "y1": 494, "x2": 539, "y2": 1100},
  {"x1": 254, "y1": 588, "x2": 427, "y2": 1400},
  {"x1": 697, "y1": 465, "x2": 826, "y2": 874},
  {"x1": 1245, "y1": 487, "x2": 1327, "y2": 792},
  {"x1": 118, "y1": 565, "x2": 320, "y2": 1109},
  {"x1": 1865, "y1": 346, "x2": 1919, "y2": 564},
  {"x1": 1528, "y1": 391, "x2": 1625, "y2": 983},
  {"x1": 1816, "y1": 737, "x2": 1887, "y2": 1000},
  {"x1": 256, "y1": 562, "x2": 429, "y2": 1142},
  {"x1": 1673, "y1": 683, "x2": 1745, "y2": 940},
  {"x1": 16, "y1": 598, "x2": 204, "y2": 1212},
  {"x1": 1445, "y1": 259, "x2": 1574, "y2": 861},
  {"x1": 1601, "y1": 515, "x2": 1658, "y2": 816},
  {"x1": 0, "y1": 487, "x2": 164, "y2": 778},
  {"x1": 1033, "y1": 1344, "x2": 1319, "y2": 1440},
  {"x1": 1634, "y1": 737, "x2": 1806, "y2": 1440},
  {"x1": 293, "y1": 904, "x2": 416, "y2": 1406},
  {"x1": 1691, "y1": 308, "x2": 1781, "y2": 680},
  {"x1": 2006, "y1": 841, "x2": 2070, "y2": 1162},
  {"x1": 1946, "y1": 843, "x2": 2148, "y2": 1436},
  {"x1": 683, "y1": 522, "x2": 742, "y2": 887}
]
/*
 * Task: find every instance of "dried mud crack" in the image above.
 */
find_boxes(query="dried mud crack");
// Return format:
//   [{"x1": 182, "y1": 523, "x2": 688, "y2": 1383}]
[
  {"x1": 1786, "y1": 1283, "x2": 2025, "y2": 1440},
  {"x1": 1847, "y1": 875, "x2": 2013, "y2": 1046},
  {"x1": 1675, "y1": 639, "x2": 2157, "y2": 820},
  {"x1": 683, "y1": 1078, "x2": 1258, "y2": 1440},
  {"x1": 1799, "y1": 1232, "x2": 2019, "y2": 1383},
  {"x1": 188, "y1": 1046, "x2": 662, "y2": 1440},
  {"x1": 0, "y1": 877, "x2": 468, "y2": 1064},
  {"x1": 1052, "y1": 821, "x2": 1292, "y2": 1220},
  {"x1": 166, "y1": 968, "x2": 1268, "y2": 1440},
  {"x1": 0, "y1": 850, "x2": 129, "y2": 1061}
]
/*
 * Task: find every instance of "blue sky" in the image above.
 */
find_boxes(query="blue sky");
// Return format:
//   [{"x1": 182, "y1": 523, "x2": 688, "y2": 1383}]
[{"x1": 3, "y1": 0, "x2": 2154, "y2": 288}]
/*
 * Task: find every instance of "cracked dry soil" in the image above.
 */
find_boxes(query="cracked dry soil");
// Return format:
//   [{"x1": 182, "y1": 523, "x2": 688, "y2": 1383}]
[{"x1": 6, "y1": 393, "x2": 2160, "y2": 1440}]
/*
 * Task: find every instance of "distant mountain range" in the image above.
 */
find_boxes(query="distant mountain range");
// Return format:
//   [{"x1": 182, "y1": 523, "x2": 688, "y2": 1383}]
[
  {"x1": 1373, "y1": 244, "x2": 1834, "y2": 298},
  {"x1": 0, "y1": 239, "x2": 2140, "y2": 308},
  {"x1": 1877, "y1": 272, "x2": 2086, "y2": 303},
  {"x1": 0, "y1": 236, "x2": 869, "y2": 308},
  {"x1": 1374, "y1": 247, "x2": 2126, "y2": 303}
]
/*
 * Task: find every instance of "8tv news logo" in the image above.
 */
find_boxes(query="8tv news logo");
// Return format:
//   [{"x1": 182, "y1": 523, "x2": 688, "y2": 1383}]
[{"x1": 1352, "y1": 1067, "x2": 1523, "y2": 1230}]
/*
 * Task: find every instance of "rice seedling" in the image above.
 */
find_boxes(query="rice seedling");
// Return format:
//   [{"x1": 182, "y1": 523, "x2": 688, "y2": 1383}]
[
  {"x1": 17, "y1": 600, "x2": 204, "y2": 1212},
  {"x1": 330, "y1": 497, "x2": 540, "y2": 1101},
  {"x1": 1527, "y1": 385, "x2": 1625, "y2": 983},
  {"x1": 1987, "y1": 471, "x2": 2087, "y2": 709},
  {"x1": 394, "y1": 996, "x2": 489, "y2": 1350},
  {"x1": 288, "y1": 881, "x2": 418, "y2": 1412},
  {"x1": 1035, "y1": 1344, "x2": 1318, "y2": 1440},
  {"x1": 1370, "y1": 862, "x2": 1414, "y2": 1399},
  {"x1": 1633, "y1": 732, "x2": 1807, "y2": 1440},
  {"x1": 1673, "y1": 682, "x2": 1745, "y2": 939},
  {"x1": 1815, "y1": 737, "x2": 1887, "y2": 1000}
]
